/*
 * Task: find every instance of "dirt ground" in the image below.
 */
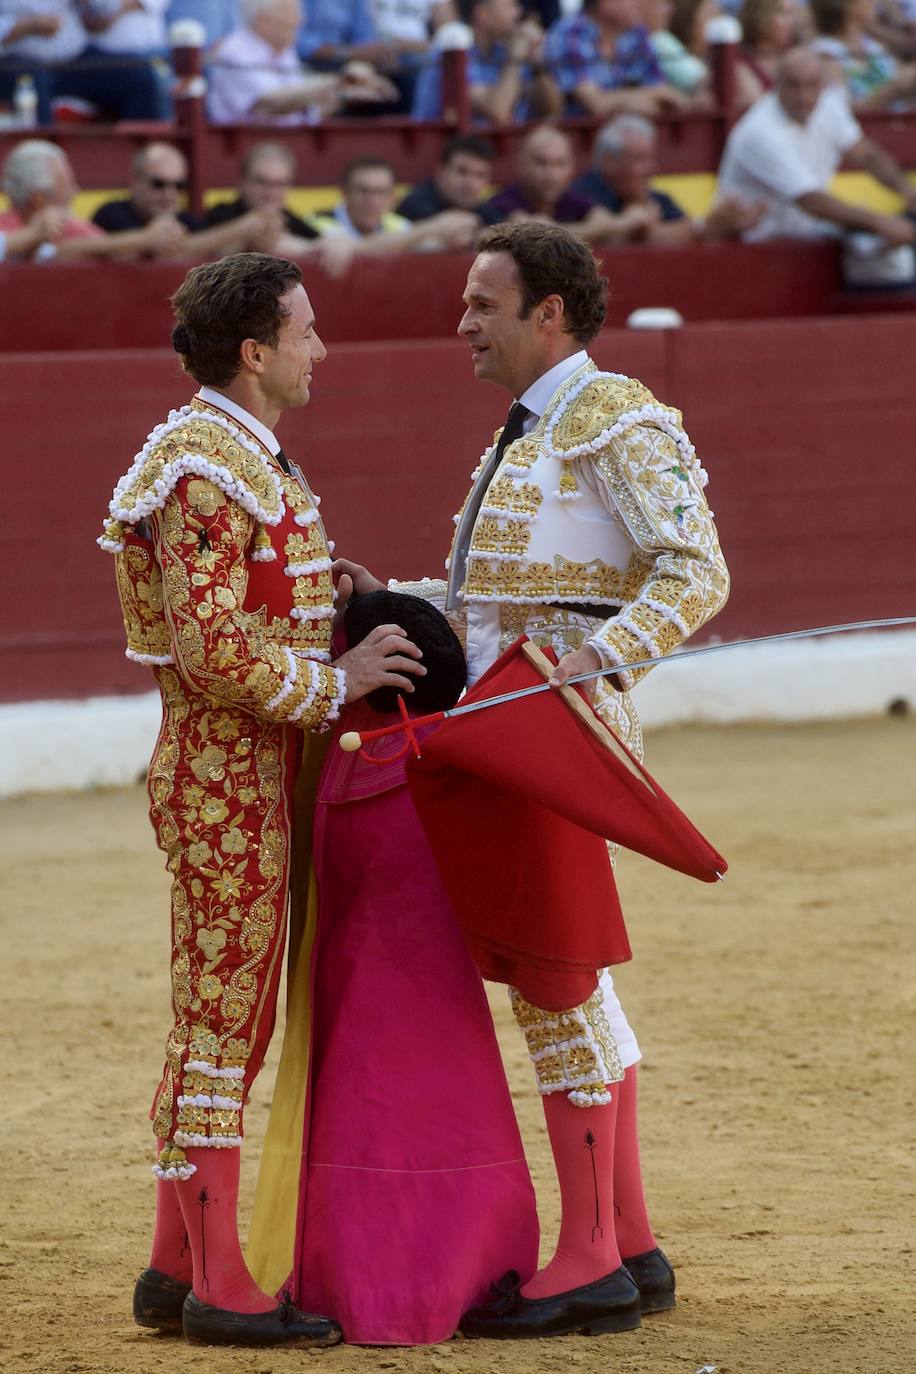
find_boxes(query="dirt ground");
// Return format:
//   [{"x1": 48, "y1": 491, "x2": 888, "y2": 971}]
[{"x1": 2, "y1": 718, "x2": 914, "y2": 1374}]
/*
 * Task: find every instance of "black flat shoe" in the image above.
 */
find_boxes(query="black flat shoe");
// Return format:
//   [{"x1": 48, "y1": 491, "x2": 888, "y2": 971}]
[
  {"x1": 623, "y1": 1247, "x2": 676, "y2": 1313},
  {"x1": 132, "y1": 1268, "x2": 192, "y2": 1331},
  {"x1": 459, "y1": 1267, "x2": 641, "y2": 1339},
  {"x1": 182, "y1": 1291, "x2": 342, "y2": 1348}
]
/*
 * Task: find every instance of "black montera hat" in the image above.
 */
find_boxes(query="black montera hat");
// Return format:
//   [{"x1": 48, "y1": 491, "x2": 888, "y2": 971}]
[{"x1": 344, "y1": 590, "x2": 467, "y2": 716}]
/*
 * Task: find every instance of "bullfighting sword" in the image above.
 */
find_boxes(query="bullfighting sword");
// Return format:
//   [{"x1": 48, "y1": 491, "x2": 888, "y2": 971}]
[{"x1": 339, "y1": 614, "x2": 916, "y2": 757}]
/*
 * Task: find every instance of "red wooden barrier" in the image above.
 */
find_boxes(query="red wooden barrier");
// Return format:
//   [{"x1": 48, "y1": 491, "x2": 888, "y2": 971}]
[
  {"x1": 2, "y1": 316, "x2": 914, "y2": 705},
  {"x1": 0, "y1": 241, "x2": 846, "y2": 354}
]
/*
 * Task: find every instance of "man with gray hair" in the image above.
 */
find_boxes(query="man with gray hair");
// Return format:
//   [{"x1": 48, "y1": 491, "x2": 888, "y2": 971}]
[
  {"x1": 0, "y1": 139, "x2": 185, "y2": 260},
  {"x1": 207, "y1": 0, "x2": 396, "y2": 123},
  {"x1": 573, "y1": 113, "x2": 763, "y2": 243}
]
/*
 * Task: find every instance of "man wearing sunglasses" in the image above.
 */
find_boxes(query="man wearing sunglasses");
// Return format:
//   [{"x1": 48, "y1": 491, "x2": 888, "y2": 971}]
[{"x1": 93, "y1": 141, "x2": 282, "y2": 258}]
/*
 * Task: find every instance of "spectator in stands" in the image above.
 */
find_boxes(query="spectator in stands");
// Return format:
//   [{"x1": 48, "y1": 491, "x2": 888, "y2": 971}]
[
  {"x1": 736, "y1": 0, "x2": 802, "y2": 102},
  {"x1": 716, "y1": 45, "x2": 916, "y2": 242},
  {"x1": 412, "y1": 0, "x2": 563, "y2": 121},
  {"x1": 0, "y1": 138, "x2": 187, "y2": 259},
  {"x1": 306, "y1": 155, "x2": 482, "y2": 273},
  {"x1": 204, "y1": 141, "x2": 319, "y2": 250},
  {"x1": 0, "y1": 202, "x2": 65, "y2": 258},
  {"x1": 166, "y1": 0, "x2": 240, "y2": 47},
  {"x1": 810, "y1": 0, "x2": 916, "y2": 107},
  {"x1": 207, "y1": 0, "x2": 396, "y2": 123},
  {"x1": 93, "y1": 140, "x2": 282, "y2": 256},
  {"x1": 644, "y1": 0, "x2": 711, "y2": 96},
  {"x1": 0, "y1": 0, "x2": 160, "y2": 122},
  {"x1": 480, "y1": 122, "x2": 637, "y2": 242},
  {"x1": 296, "y1": 0, "x2": 426, "y2": 109},
  {"x1": 373, "y1": 0, "x2": 456, "y2": 47},
  {"x1": 310, "y1": 155, "x2": 412, "y2": 237},
  {"x1": 397, "y1": 132, "x2": 502, "y2": 222},
  {"x1": 573, "y1": 112, "x2": 764, "y2": 239},
  {"x1": 80, "y1": 0, "x2": 171, "y2": 118},
  {"x1": 667, "y1": 0, "x2": 768, "y2": 104},
  {"x1": 544, "y1": 0, "x2": 688, "y2": 116}
]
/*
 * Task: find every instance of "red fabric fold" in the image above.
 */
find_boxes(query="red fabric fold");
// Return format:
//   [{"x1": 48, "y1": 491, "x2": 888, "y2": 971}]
[{"x1": 406, "y1": 637, "x2": 727, "y2": 1011}]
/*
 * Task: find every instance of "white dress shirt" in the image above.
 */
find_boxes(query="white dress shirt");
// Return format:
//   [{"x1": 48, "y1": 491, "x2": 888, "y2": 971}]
[
  {"x1": 464, "y1": 350, "x2": 589, "y2": 684},
  {"x1": 197, "y1": 386, "x2": 281, "y2": 457}
]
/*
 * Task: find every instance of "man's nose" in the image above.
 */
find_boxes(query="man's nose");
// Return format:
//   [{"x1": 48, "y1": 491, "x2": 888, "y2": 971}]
[{"x1": 457, "y1": 309, "x2": 475, "y2": 336}]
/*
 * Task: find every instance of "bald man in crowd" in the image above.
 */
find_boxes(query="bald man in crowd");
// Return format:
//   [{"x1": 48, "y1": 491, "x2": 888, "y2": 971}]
[
  {"x1": 717, "y1": 45, "x2": 916, "y2": 244},
  {"x1": 480, "y1": 124, "x2": 652, "y2": 245}
]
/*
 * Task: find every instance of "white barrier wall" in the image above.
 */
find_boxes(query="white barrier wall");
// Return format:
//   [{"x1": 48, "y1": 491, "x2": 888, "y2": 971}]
[{"x1": 1, "y1": 631, "x2": 914, "y2": 798}]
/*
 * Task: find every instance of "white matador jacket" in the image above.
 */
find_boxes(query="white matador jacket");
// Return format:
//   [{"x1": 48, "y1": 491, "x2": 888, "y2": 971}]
[
  {"x1": 396, "y1": 357, "x2": 731, "y2": 1104},
  {"x1": 400, "y1": 358, "x2": 730, "y2": 759}
]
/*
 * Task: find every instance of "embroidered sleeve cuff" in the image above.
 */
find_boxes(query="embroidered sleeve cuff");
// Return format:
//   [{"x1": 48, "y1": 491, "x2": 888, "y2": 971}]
[{"x1": 585, "y1": 634, "x2": 639, "y2": 692}]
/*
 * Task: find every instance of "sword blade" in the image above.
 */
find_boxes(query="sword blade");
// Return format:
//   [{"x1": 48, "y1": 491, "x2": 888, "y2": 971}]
[{"x1": 445, "y1": 615, "x2": 916, "y2": 720}]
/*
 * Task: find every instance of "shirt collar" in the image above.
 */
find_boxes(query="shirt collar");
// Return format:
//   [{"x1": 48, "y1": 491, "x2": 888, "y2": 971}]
[
  {"x1": 518, "y1": 350, "x2": 589, "y2": 420},
  {"x1": 196, "y1": 386, "x2": 281, "y2": 457}
]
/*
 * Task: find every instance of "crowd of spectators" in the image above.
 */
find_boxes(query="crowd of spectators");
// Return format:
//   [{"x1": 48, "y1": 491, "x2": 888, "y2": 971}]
[
  {"x1": 0, "y1": 0, "x2": 914, "y2": 277},
  {"x1": 2, "y1": 0, "x2": 916, "y2": 127}
]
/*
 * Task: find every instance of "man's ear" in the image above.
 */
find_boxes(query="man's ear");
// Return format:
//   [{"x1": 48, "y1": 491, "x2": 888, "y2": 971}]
[
  {"x1": 539, "y1": 293, "x2": 566, "y2": 332},
  {"x1": 239, "y1": 336, "x2": 266, "y2": 374}
]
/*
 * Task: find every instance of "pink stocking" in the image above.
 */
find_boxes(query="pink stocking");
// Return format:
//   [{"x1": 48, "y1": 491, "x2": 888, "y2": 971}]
[
  {"x1": 521, "y1": 1088, "x2": 622, "y2": 1299},
  {"x1": 613, "y1": 1065, "x2": 657, "y2": 1260},
  {"x1": 148, "y1": 1139, "x2": 192, "y2": 1282},
  {"x1": 175, "y1": 1148, "x2": 276, "y2": 1313}
]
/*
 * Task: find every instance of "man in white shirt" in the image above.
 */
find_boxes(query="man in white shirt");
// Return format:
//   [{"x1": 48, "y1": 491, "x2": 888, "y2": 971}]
[{"x1": 717, "y1": 45, "x2": 916, "y2": 245}]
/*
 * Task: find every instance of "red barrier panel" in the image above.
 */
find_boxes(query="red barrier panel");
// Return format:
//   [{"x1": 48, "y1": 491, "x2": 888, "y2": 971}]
[
  {"x1": 2, "y1": 318, "x2": 913, "y2": 704},
  {"x1": 0, "y1": 241, "x2": 845, "y2": 354}
]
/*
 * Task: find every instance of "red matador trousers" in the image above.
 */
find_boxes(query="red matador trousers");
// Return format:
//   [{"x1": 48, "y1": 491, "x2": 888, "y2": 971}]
[{"x1": 147, "y1": 667, "x2": 300, "y2": 1180}]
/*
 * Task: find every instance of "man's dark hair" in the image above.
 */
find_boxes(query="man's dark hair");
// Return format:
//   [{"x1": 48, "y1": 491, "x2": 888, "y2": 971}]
[
  {"x1": 341, "y1": 155, "x2": 396, "y2": 187},
  {"x1": 345, "y1": 591, "x2": 467, "y2": 716},
  {"x1": 809, "y1": 0, "x2": 847, "y2": 36},
  {"x1": 170, "y1": 252, "x2": 302, "y2": 387},
  {"x1": 440, "y1": 134, "x2": 496, "y2": 167},
  {"x1": 477, "y1": 221, "x2": 607, "y2": 344}
]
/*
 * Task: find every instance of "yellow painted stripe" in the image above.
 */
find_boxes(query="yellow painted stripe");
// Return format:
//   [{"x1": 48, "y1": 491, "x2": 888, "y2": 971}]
[{"x1": 4, "y1": 170, "x2": 913, "y2": 226}]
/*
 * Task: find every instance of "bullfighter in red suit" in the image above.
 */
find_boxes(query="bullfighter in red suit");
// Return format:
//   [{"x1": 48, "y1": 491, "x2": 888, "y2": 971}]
[{"x1": 98, "y1": 253, "x2": 424, "y2": 1348}]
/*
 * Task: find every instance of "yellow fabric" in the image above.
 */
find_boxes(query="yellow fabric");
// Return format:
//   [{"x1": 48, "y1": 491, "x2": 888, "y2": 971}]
[{"x1": 245, "y1": 733, "x2": 327, "y2": 1296}]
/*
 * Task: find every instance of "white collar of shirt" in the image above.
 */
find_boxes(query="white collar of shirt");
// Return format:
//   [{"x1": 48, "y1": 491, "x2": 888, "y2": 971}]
[
  {"x1": 197, "y1": 386, "x2": 281, "y2": 457},
  {"x1": 518, "y1": 350, "x2": 589, "y2": 431}
]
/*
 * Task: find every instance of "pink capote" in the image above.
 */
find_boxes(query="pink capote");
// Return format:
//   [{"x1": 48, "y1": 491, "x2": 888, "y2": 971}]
[{"x1": 290, "y1": 701, "x2": 539, "y2": 1345}]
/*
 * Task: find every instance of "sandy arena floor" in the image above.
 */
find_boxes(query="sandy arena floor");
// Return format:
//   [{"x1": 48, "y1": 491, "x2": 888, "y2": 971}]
[{"x1": 2, "y1": 718, "x2": 914, "y2": 1374}]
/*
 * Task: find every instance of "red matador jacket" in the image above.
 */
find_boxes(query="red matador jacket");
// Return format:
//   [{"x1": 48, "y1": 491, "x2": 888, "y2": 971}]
[{"x1": 98, "y1": 395, "x2": 346, "y2": 1182}]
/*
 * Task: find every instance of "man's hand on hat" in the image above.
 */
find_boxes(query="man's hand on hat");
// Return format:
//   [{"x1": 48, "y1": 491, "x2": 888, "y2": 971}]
[
  {"x1": 548, "y1": 644, "x2": 608, "y2": 694},
  {"x1": 335, "y1": 625, "x2": 427, "y2": 704},
  {"x1": 332, "y1": 558, "x2": 385, "y2": 597}
]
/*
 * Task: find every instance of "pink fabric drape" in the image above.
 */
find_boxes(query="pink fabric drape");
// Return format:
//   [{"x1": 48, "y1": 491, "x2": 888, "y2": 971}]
[{"x1": 290, "y1": 713, "x2": 539, "y2": 1345}]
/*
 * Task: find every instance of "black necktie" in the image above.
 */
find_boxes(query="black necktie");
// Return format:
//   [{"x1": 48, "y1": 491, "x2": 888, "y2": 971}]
[
  {"x1": 493, "y1": 401, "x2": 531, "y2": 465},
  {"x1": 275, "y1": 446, "x2": 291, "y2": 475},
  {"x1": 444, "y1": 401, "x2": 532, "y2": 610}
]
